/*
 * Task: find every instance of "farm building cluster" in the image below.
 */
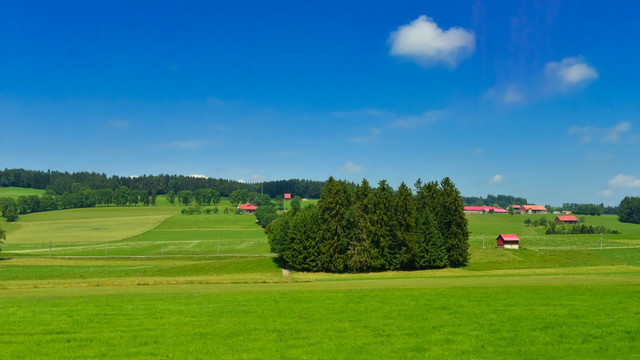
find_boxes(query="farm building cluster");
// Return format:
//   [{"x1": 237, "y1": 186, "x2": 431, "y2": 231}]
[{"x1": 464, "y1": 204, "x2": 548, "y2": 214}]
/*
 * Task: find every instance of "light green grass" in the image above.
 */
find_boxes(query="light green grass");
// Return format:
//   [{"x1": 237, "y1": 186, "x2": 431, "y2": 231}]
[
  {"x1": 0, "y1": 186, "x2": 45, "y2": 198},
  {"x1": 0, "y1": 263, "x2": 639, "y2": 359}
]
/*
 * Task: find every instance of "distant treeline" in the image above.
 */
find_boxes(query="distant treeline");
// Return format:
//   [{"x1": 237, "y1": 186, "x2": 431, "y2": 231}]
[
  {"x1": 0, "y1": 168, "x2": 324, "y2": 198},
  {"x1": 266, "y1": 177, "x2": 469, "y2": 273},
  {"x1": 463, "y1": 194, "x2": 528, "y2": 209},
  {"x1": 559, "y1": 203, "x2": 618, "y2": 216}
]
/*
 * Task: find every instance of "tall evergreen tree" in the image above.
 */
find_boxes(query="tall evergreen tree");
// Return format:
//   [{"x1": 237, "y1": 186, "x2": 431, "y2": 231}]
[
  {"x1": 390, "y1": 182, "x2": 416, "y2": 270},
  {"x1": 265, "y1": 210, "x2": 293, "y2": 267},
  {"x1": 368, "y1": 180, "x2": 394, "y2": 270},
  {"x1": 318, "y1": 177, "x2": 352, "y2": 272},
  {"x1": 439, "y1": 177, "x2": 469, "y2": 267},
  {"x1": 346, "y1": 179, "x2": 375, "y2": 272},
  {"x1": 286, "y1": 205, "x2": 322, "y2": 271}
]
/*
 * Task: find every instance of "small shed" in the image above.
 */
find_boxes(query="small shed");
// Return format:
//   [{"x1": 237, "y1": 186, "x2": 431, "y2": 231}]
[
  {"x1": 284, "y1": 193, "x2": 291, "y2": 200},
  {"x1": 555, "y1": 215, "x2": 579, "y2": 225},
  {"x1": 497, "y1": 234, "x2": 520, "y2": 249},
  {"x1": 237, "y1": 203, "x2": 258, "y2": 214}
]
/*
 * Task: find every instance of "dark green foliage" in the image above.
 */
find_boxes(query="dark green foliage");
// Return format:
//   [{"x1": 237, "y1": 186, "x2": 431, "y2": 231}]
[
  {"x1": 318, "y1": 177, "x2": 352, "y2": 272},
  {"x1": 561, "y1": 203, "x2": 604, "y2": 216},
  {"x1": 255, "y1": 205, "x2": 278, "y2": 228},
  {"x1": 285, "y1": 205, "x2": 322, "y2": 271},
  {"x1": 390, "y1": 182, "x2": 416, "y2": 270},
  {"x1": 0, "y1": 168, "x2": 325, "y2": 198},
  {"x1": 0, "y1": 197, "x2": 18, "y2": 222},
  {"x1": 439, "y1": 178, "x2": 469, "y2": 268},
  {"x1": 619, "y1": 196, "x2": 640, "y2": 224},
  {"x1": 290, "y1": 195, "x2": 302, "y2": 211},
  {"x1": 463, "y1": 194, "x2": 527, "y2": 208},
  {"x1": 267, "y1": 176, "x2": 469, "y2": 273}
]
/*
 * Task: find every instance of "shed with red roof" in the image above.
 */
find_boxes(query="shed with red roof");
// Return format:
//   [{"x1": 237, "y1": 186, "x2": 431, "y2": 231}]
[
  {"x1": 497, "y1": 234, "x2": 520, "y2": 249},
  {"x1": 555, "y1": 215, "x2": 579, "y2": 225},
  {"x1": 522, "y1": 205, "x2": 547, "y2": 214},
  {"x1": 237, "y1": 203, "x2": 258, "y2": 214},
  {"x1": 284, "y1": 193, "x2": 291, "y2": 200}
]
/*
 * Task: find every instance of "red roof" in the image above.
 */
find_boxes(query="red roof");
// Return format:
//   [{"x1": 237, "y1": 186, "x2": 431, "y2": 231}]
[
  {"x1": 497, "y1": 234, "x2": 520, "y2": 241},
  {"x1": 522, "y1": 205, "x2": 547, "y2": 211},
  {"x1": 464, "y1": 206, "x2": 508, "y2": 213},
  {"x1": 237, "y1": 203, "x2": 258, "y2": 210},
  {"x1": 557, "y1": 215, "x2": 579, "y2": 222},
  {"x1": 284, "y1": 193, "x2": 291, "y2": 199}
]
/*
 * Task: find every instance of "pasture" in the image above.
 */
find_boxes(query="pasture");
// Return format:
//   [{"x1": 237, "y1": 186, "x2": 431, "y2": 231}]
[
  {"x1": 1, "y1": 207, "x2": 640, "y2": 358},
  {"x1": 0, "y1": 186, "x2": 45, "y2": 198}
]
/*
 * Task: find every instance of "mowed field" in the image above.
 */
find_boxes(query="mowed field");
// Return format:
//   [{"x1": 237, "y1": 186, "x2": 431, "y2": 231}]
[{"x1": 1, "y1": 205, "x2": 640, "y2": 358}]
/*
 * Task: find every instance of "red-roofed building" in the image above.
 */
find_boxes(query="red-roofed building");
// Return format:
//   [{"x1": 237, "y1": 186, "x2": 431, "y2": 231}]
[
  {"x1": 521, "y1": 205, "x2": 547, "y2": 214},
  {"x1": 555, "y1": 215, "x2": 579, "y2": 225},
  {"x1": 464, "y1": 206, "x2": 508, "y2": 214},
  {"x1": 237, "y1": 203, "x2": 258, "y2": 214},
  {"x1": 284, "y1": 193, "x2": 291, "y2": 200},
  {"x1": 497, "y1": 234, "x2": 520, "y2": 249}
]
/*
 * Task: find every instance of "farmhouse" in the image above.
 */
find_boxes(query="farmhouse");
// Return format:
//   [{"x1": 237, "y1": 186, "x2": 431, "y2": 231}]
[
  {"x1": 496, "y1": 234, "x2": 520, "y2": 249},
  {"x1": 521, "y1": 205, "x2": 547, "y2": 214},
  {"x1": 555, "y1": 215, "x2": 579, "y2": 224},
  {"x1": 237, "y1": 203, "x2": 258, "y2": 214},
  {"x1": 510, "y1": 205, "x2": 522, "y2": 212},
  {"x1": 464, "y1": 206, "x2": 508, "y2": 214}
]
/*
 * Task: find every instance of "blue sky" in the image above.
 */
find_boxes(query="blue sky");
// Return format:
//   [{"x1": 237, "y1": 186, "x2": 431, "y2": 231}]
[{"x1": 1, "y1": 1, "x2": 640, "y2": 206}]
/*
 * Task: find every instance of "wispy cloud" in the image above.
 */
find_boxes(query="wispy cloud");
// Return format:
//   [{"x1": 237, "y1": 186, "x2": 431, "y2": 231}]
[
  {"x1": 389, "y1": 110, "x2": 447, "y2": 129},
  {"x1": 189, "y1": 174, "x2": 207, "y2": 178},
  {"x1": 165, "y1": 140, "x2": 209, "y2": 149},
  {"x1": 339, "y1": 161, "x2": 364, "y2": 174},
  {"x1": 489, "y1": 174, "x2": 504, "y2": 184},
  {"x1": 569, "y1": 121, "x2": 633, "y2": 143},
  {"x1": 545, "y1": 56, "x2": 599, "y2": 90},
  {"x1": 350, "y1": 127, "x2": 382, "y2": 144},
  {"x1": 608, "y1": 174, "x2": 640, "y2": 188},
  {"x1": 389, "y1": 15, "x2": 475, "y2": 68},
  {"x1": 106, "y1": 119, "x2": 130, "y2": 129}
]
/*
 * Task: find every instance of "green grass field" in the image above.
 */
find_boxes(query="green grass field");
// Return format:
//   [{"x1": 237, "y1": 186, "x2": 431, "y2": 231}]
[
  {"x1": 0, "y1": 186, "x2": 45, "y2": 198},
  {"x1": 1, "y1": 205, "x2": 640, "y2": 358}
]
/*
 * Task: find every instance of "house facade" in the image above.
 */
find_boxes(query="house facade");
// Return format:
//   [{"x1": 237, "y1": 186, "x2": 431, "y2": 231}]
[{"x1": 497, "y1": 234, "x2": 520, "y2": 249}]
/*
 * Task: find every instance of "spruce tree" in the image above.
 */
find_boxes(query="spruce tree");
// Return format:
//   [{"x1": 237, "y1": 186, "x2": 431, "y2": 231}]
[
  {"x1": 390, "y1": 182, "x2": 416, "y2": 270},
  {"x1": 318, "y1": 177, "x2": 352, "y2": 272},
  {"x1": 414, "y1": 181, "x2": 447, "y2": 268},
  {"x1": 439, "y1": 177, "x2": 469, "y2": 267},
  {"x1": 346, "y1": 179, "x2": 375, "y2": 272},
  {"x1": 368, "y1": 180, "x2": 394, "y2": 270},
  {"x1": 286, "y1": 205, "x2": 322, "y2": 271}
]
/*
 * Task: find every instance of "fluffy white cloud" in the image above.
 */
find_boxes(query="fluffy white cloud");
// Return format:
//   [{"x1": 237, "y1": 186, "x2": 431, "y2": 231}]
[
  {"x1": 545, "y1": 56, "x2": 598, "y2": 88},
  {"x1": 489, "y1": 174, "x2": 504, "y2": 184},
  {"x1": 608, "y1": 174, "x2": 640, "y2": 188},
  {"x1": 189, "y1": 174, "x2": 207, "y2": 178},
  {"x1": 389, "y1": 15, "x2": 475, "y2": 67},
  {"x1": 340, "y1": 161, "x2": 364, "y2": 174}
]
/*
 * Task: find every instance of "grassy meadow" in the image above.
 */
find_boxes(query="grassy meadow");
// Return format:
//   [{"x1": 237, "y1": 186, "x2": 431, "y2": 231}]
[
  {"x1": 1, "y1": 201, "x2": 640, "y2": 358},
  {"x1": 0, "y1": 186, "x2": 45, "y2": 198}
]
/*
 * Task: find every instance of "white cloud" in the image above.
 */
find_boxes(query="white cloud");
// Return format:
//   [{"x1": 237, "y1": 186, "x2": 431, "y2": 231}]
[
  {"x1": 236, "y1": 179, "x2": 246, "y2": 184},
  {"x1": 603, "y1": 121, "x2": 631, "y2": 143},
  {"x1": 545, "y1": 56, "x2": 598, "y2": 89},
  {"x1": 340, "y1": 161, "x2": 364, "y2": 174},
  {"x1": 389, "y1": 110, "x2": 447, "y2": 129},
  {"x1": 501, "y1": 85, "x2": 526, "y2": 103},
  {"x1": 189, "y1": 174, "x2": 207, "y2": 178},
  {"x1": 489, "y1": 174, "x2": 504, "y2": 184},
  {"x1": 350, "y1": 127, "x2": 382, "y2": 143},
  {"x1": 389, "y1": 15, "x2": 475, "y2": 68},
  {"x1": 569, "y1": 122, "x2": 633, "y2": 143},
  {"x1": 601, "y1": 189, "x2": 614, "y2": 196},
  {"x1": 608, "y1": 174, "x2": 640, "y2": 188}
]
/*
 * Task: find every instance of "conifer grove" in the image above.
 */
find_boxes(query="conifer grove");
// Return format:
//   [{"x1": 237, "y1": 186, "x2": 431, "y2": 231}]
[{"x1": 266, "y1": 177, "x2": 469, "y2": 272}]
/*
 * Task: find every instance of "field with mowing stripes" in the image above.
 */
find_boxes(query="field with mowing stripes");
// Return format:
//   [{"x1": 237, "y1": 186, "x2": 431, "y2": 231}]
[{"x1": 1, "y1": 206, "x2": 640, "y2": 358}]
